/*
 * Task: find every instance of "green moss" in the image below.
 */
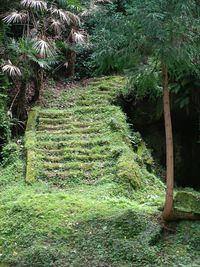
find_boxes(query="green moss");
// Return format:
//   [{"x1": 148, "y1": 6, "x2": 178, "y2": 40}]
[
  {"x1": 117, "y1": 149, "x2": 142, "y2": 190},
  {"x1": 25, "y1": 108, "x2": 40, "y2": 183},
  {"x1": 25, "y1": 108, "x2": 40, "y2": 132},
  {"x1": 174, "y1": 190, "x2": 200, "y2": 214},
  {"x1": 26, "y1": 150, "x2": 37, "y2": 183}
]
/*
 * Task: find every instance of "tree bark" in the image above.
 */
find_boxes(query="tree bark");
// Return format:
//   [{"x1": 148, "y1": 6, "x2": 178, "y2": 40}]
[
  {"x1": 32, "y1": 68, "x2": 43, "y2": 103},
  {"x1": 66, "y1": 28, "x2": 77, "y2": 78},
  {"x1": 162, "y1": 64, "x2": 174, "y2": 220},
  {"x1": 66, "y1": 49, "x2": 76, "y2": 78},
  {"x1": 13, "y1": 80, "x2": 27, "y2": 121}
]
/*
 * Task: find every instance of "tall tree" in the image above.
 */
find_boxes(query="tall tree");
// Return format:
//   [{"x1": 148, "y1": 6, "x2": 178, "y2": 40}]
[
  {"x1": 1, "y1": 0, "x2": 85, "y2": 120},
  {"x1": 126, "y1": 0, "x2": 200, "y2": 219},
  {"x1": 91, "y1": 0, "x2": 200, "y2": 219}
]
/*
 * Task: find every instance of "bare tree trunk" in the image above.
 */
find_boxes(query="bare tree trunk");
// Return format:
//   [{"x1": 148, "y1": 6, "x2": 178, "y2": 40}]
[
  {"x1": 66, "y1": 28, "x2": 77, "y2": 79},
  {"x1": 32, "y1": 68, "x2": 43, "y2": 103},
  {"x1": 66, "y1": 49, "x2": 76, "y2": 78},
  {"x1": 14, "y1": 80, "x2": 27, "y2": 121},
  {"x1": 162, "y1": 64, "x2": 174, "y2": 220}
]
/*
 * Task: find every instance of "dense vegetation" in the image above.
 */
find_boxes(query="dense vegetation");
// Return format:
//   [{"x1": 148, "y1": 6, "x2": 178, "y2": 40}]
[{"x1": 0, "y1": 0, "x2": 200, "y2": 266}]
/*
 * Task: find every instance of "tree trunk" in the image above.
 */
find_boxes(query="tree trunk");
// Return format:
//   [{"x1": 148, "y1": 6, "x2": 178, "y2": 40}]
[
  {"x1": 13, "y1": 80, "x2": 27, "y2": 121},
  {"x1": 66, "y1": 49, "x2": 76, "y2": 78},
  {"x1": 32, "y1": 68, "x2": 43, "y2": 103},
  {"x1": 66, "y1": 28, "x2": 77, "y2": 79},
  {"x1": 162, "y1": 64, "x2": 174, "y2": 220}
]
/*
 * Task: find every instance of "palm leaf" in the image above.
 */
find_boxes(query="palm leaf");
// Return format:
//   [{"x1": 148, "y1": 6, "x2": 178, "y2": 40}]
[
  {"x1": 2, "y1": 60, "x2": 22, "y2": 77},
  {"x1": 21, "y1": 0, "x2": 47, "y2": 11},
  {"x1": 3, "y1": 11, "x2": 28, "y2": 24},
  {"x1": 50, "y1": 8, "x2": 80, "y2": 26},
  {"x1": 32, "y1": 38, "x2": 56, "y2": 57}
]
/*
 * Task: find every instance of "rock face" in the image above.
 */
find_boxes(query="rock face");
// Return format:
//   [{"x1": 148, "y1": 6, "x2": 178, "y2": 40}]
[{"x1": 174, "y1": 191, "x2": 200, "y2": 214}]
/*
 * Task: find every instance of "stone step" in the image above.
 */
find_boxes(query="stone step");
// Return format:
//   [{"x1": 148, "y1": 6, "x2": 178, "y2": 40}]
[
  {"x1": 40, "y1": 153, "x2": 110, "y2": 163},
  {"x1": 36, "y1": 126, "x2": 101, "y2": 135},
  {"x1": 36, "y1": 132, "x2": 106, "y2": 142},
  {"x1": 37, "y1": 138, "x2": 110, "y2": 149},
  {"x1": 40, "y1": 160, "x2": 113, "y2": 171},
  {"x1": 37, "y1": 121, "x2": 102, "y2": 131}
]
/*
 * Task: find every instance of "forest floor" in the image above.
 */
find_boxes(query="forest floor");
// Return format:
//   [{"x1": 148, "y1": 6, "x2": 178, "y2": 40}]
[{"x1": 0, "y1": 76, "x2": 200, "y2": 267}]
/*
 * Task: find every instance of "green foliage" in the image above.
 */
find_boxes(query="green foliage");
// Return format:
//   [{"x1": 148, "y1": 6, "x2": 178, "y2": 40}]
[
  {"x1": 1, "y1": 142, "x2": 21, "y2": 166},
  {"x1": 0, "y1": 142, "x2": 23, "y2": 187},
  {"x1": 0, "y1": 143, "x2": 198, "y2": 267},
  {"x1": 117, "y1": 149, "x2": 142, "y2": 190},
  {"x1": 0, "y1": 72, "x2": 11, "y2": 145},
  {"x1": 158, "y1": 221, "x2": 200, "y2": 266}
]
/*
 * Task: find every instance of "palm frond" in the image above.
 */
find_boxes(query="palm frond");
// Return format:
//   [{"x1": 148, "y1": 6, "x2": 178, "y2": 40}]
[
  {"x1": 65, "y1": 11, "x2": 80, "y2": 26},
  {"x1": 49, "y1": 19, "x2": 63, "y2": 35},
  {"x1": 50, "y1": 8, "x2": 80, "y2": 26},
  {"x1": 2, "y1": 60, "x2": 22, "y2": 77},
  {"x1": 72, "y1": 30, "x2": 87, "y2": 44},
  {"x1": 3, "y1": 11, "x2": 28, "y2": 24},
  {"x1": 32, "y1": 38, "x2": 56, "y2": 57},
  {"x1": 21, "y1": 0, "x2": 47, "y2": 11}
]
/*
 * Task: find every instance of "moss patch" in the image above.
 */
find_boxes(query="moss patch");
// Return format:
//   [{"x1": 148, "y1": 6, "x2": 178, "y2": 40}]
[{"x1": 174, "y1": 190, "x2": 200, "y2": 214}]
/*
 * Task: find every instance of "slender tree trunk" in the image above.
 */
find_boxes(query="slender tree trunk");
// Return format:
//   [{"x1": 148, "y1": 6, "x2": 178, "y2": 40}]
[
  {"x1": 14, "y1": 80, "x2": 27, "y2": 121},
  {"x1": 66, "y1": 49, "x2": 76, "y2": 78},
  {"x1": 32, "y1": 68, "x2": 43, "y2": 103},
  {"x1": 66, "y1": 28, "x2": 77, "y2": 78},
  {"x1": 162, "y1": 64, "x2": 174, "y2": 220}
]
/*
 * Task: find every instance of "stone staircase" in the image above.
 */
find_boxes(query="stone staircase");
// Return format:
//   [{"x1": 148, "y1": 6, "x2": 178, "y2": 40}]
[{"x1": 25, "y1": 76, "x2": 141, "y2": 187}]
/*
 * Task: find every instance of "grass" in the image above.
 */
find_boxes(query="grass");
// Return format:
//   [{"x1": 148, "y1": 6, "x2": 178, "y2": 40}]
[{"x1": 0, "y1": 76, "x2": 200, "y2": 266}]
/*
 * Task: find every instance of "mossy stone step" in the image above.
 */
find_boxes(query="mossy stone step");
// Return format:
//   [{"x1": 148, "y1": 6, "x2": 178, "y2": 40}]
[
  {"x1": 35, "y1": 148, "x2": 65, "y2": 156},
  {"x1": 64, "y1": 146, "x2": 112, "y2": 154},
  {"x1": 36, "y1": 146, "x2": 111, "y2": 156},
  {"x1": 39, "y1": 117, "x2": 75, "y2": 125},
  {"x1": 39, "y1": 105, "x2": 110, "y2": 117},
  {"x1": 41, "y1": 167, "x2": 116, "y2": 180},
  {"x1": 37, "y1": 138, "x2": 110, "y2": 149},
  {"x1": 40, "y1": 153, "x2": 111, "y2": 163},
  {"x1": 75, "y1": 99, "x2": 108, "y2": 106},
  {"x1": 37, "y1": 122, "x2": 104, "y2": 131},
  {"x1": 41, "y1": 160, "x2": 114, "y2": 171},
  {"x1": 39, "y1": 155, "x2": 65, "y2": 163},
  {"x1": 38, "y1": 114, "x2": 110, "y2": 124},
  {"x1": 40, "y1": 170, "x2": 84, "y2": 179},
  {"x1": 36, "y1": 132, "x2": 107, "y2": 142},
  {"x1": 39, "y1": 111, "x2": 73, "y2": 118},
  {"x1": 36, "y1": 126, "x2": 102, "y2": 135}
]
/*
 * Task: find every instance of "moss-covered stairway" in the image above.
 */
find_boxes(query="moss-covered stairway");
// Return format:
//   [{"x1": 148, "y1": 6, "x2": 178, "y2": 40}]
[
  {"x1": 25, "y1": 76, "x2": 148, "y2": 188},
  {"x1": 1, "y1": 76, "x2": 200, "y2": 266}
]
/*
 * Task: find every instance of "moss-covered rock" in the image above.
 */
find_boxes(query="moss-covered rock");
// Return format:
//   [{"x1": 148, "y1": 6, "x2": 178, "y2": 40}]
[
  {"x1": 117, "y1": 149, "x2": 142, "y2": 190},
  {"x1": 25, "y1": 108, "x2": 40, "y2": 183},
  {"x1": 174, "y1": 190, "x2": 200, "y2": 214}
]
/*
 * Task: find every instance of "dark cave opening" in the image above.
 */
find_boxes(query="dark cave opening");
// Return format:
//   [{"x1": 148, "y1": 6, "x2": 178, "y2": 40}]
[{"x1": 119, "y1": 96, "x2": 200, "y2": 190}]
